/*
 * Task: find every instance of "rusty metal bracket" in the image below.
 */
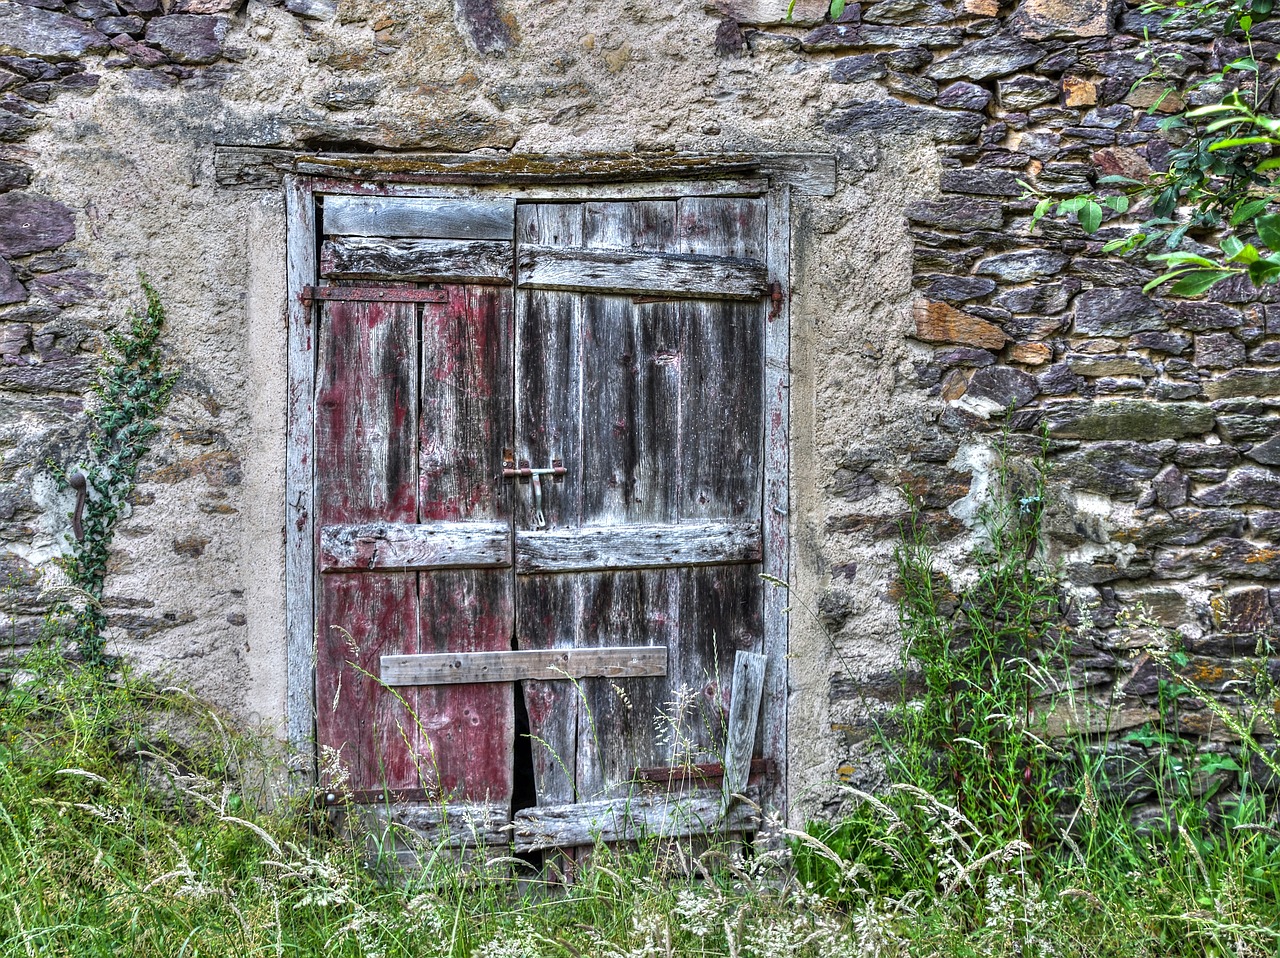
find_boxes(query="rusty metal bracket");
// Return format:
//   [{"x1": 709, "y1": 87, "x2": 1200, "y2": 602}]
[
  {"x1": 768, "y1": 280, "x2": 784, "y2": 320},
  {"x1": 69, "y1": 471, "x2": 87, "y2": 543},
  {"x1": 501, "y1": 457, "x2": 566, "y2": 483},
  {"x1": 299, "y1": 285, "x2": 450, "y2": 307}
]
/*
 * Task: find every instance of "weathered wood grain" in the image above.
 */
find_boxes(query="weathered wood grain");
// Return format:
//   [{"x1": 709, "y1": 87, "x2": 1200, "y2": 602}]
[
  {"x1": 516, "y1": 576, "x2": 580, "y2": 806},
  {"x1": 511, "y1": 790, "x2": 759, "y2": 852},
  {"x1": 676, "y1": 196, "x2": 767, "y2": 260},
  {"x1": 351, "y1": 800, "x2": 510, "y2": 850},
  {"x1": 284, "y1": 177, "x2": 317, "y2": 780},
  {"x1": 515, "y1": 521, "x2": 761, "y2": 573},
  {"x1": 321, "y1": 237, "x2": 513, "y2": 283},
  {"x1": 381, "y1": 646, "x2": 668, "y2": 686},
  {"x1": 315, "y1": 296, "x2": 422, "y2": 791},
  {"x1": 414, "y1": 283, "x2": 516, "y2": 807},
  {"x1": 721, "y1": 651, "x2": 766, "y2": 810},
  {"x1": 323, "y1": 196, "x2": 515, "y2": 240},
  {"x1": 582, "y1": 200, "x2": 676, "y2": 250},
  {"x1": 319, "y1": 521, "x2": 511, "y2": 571},
  {"x1": 213, "y1": 148, "x2": 834, "y2": 195},
  {"x1": 761, "y1": 186, "x2": 791, "y2": 824},
  {"x1": 518, "y1": 245, "x2": 768, "y2": 299}
]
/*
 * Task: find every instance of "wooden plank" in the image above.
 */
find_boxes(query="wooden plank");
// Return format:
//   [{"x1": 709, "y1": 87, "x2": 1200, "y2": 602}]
[
  {"x1": 582, "y1": 200, "x2": 676, "y2": 250},
  {"x1": 722, "y1": 651, "x2": 766, "y2": 810},
  {"x1": 518, "y1": 245, "x2": 768, "y2": 299},
  {"x1": 213, "y1": 148, "x2": 835, "y2": 195},
  {"x1": 511, "y1": 790, "x2": 759, "y2": 852},
  {"x1": 315, "y1": 297, "x2": 422, "y2": 791},
  {"x1": 319, "y1": 521, "x2": 510, "y2": 572},
  {"x1": 517, "y1": 576, "x2": 580, "y2": 805},
  {"x1": 414, "y1": 283, "x2": 516, "y2": 807},
  {"x1": 322, "y1": 179, "x2": 772, "y2": 202},
  {"x1": 322, "y1": 196, "x2": 515, "y2": 240},
  {"x1": 634, "y1": 757, "x2": 769, "y2": 786},
  {"x1": 515, "y1": 521, "x2": 761, "y2": 573},
  {"x1": 676, "y1": 197, "x2": 767, "y2": 260},
  {"x1": 382, "y1": 646, "x2": 668, "y2": 686},
  {"x1": 348, "y1": 800, "x2": 510, "y2": 850},
  {"x1": 761, "y1": 186, "x2": 791, "y2": 824},
  {"x1": 321, "y1": 237, "x2": 513, "y2": 283},
  {"x1": 284, "y1": 176, "x2": 317, "y2": 780}
]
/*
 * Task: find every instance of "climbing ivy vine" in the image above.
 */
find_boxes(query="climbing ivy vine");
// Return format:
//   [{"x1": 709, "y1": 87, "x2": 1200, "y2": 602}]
[
  {"x1": 1032, "y1": 0, "x2": 1280, "y2": 294},
  {"x1": 52, "y1": 278, "x2": 178, "y2": 667}
]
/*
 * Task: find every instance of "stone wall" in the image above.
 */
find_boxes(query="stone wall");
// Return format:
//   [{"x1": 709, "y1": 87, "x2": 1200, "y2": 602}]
[{"x1": 0, "y1": 0, "x2": 1275, "y2": 819}]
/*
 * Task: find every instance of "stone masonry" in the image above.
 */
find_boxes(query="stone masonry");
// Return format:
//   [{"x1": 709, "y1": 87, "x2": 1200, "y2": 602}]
[{"x1": 0, "y1": 0, "x2": 1274, "y2": 819}]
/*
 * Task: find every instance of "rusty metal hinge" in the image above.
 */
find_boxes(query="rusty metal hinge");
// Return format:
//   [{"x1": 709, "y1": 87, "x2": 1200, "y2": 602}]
[{"x1": 768, "y1": 280, "x2": 784, "y2": 320}]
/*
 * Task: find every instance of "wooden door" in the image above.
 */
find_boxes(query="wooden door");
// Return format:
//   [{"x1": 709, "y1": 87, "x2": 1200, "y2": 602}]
[{"x1": 309, "y1": 191, "x2": 775, "y2": 853}]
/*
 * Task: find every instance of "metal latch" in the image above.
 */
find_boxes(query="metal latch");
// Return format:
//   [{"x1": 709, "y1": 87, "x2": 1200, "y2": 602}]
[{"x1": 502, "y1": 450, "x2": 564, "y2": 530}]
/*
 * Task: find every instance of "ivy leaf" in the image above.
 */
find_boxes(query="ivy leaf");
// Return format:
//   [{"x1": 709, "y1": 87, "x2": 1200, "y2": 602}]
[
  {"x1": 1227, "y1": 56, "x2": 1259, "y2": 71},
  {"x1": 1097, "y1": 174, "x2": 1144, "y2": 186},
  {"x1": 1249, "y1": 257, "x2": 1280, "y2": 284},
  {"x1": 830, "y1": 0, "x2": 845, "y2": 18},
  {"x1": 1104, "y1": 195, "x2": 1130, "y2": 213},
  {"x1": 1209, "y1": 135, "x2": 1279, "y2": 149},
  {"x1": 1078, "y1": 200, "x2": 1103, "y2": 233},
  {"x1": 1230, "y1": 197, "x2": 1273, "y2": 225},
  {"x1": 1255, "y1": 212, "x2": 1280, "y2": 250},
  {"x1": 1144, "y1": 268, "x2": 1193, "y2": 293},
  {"x1": 1056, "y1": 197, "x2": 1088, "y2": 214},
  {"x1": 1149, "y1": 250, "x2": 1219, "y2": 267},
  {"x1": 1168, "y1": 270, "x2": 1230, "y2": 296}
]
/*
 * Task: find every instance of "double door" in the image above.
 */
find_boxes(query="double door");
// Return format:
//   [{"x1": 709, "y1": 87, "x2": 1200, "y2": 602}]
[{"x1": 310, "y1": 192, "x2": 775, "y2": 851}]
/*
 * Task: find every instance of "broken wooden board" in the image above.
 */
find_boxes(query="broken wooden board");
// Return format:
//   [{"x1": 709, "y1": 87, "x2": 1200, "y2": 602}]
[
  {"x1": 515, "y1": 521, "x2": 761, "y2": 574},
  {"x1": 345, "y1": 800, "x2": 510, "y2": 850},
  {"x1": 319, "y1": 521, "x2": 511, "y2": 572},
  {"x1": 512, "y1": 791, "x2": 759, "y2": 852},
  {"x1": 323, "y1": 196, "x2": 516, "y2": 240},
  {"x1": 321, "y1": 237, "x2": 513, "y2": 283},
  {"x1": 722, "y1": 650, "x2": 767, "y2": 810},
  {"x1": 381, "y1": 646, "x2": 668, "y2": 686},
  {"x1": 517, "y1": 245, "x2": 768, "y2": 299}
]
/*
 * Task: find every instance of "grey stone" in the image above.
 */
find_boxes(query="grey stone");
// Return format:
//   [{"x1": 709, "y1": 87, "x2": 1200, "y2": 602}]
[
  {"x1": 1249, "y1": 341, "x2": 1280, "y2": 362},
  {"x1": 1246, "y1": 435, "x2": 1280, "y2": 466},
  {"x1": 95, "y1": 14, "x2": 143, "y2": 34},
  {"x1": 1195, "y1": 466, "x2": 1280, "y2": 508},
  {"x1": 1045, "y1": 399, "x2": 1214, "y2": 439},
  {"x1": 939, "y1": 167, "x2": 1022, "y2": 196},
  {"x1": 284, "y1": 0, "x2": 335, "y2": 18},
  {"x1": 1130, "y1": 331, "x2": 1190, "y2": 355},
  {"x1": 1053, "y1": 442, "x2": 1163, "y2": 496},
  {"x1": 936, "y1": 81, "x2": 991, "y2": 110},
  {"x1": 995, "y1": 283, "x2": 1075, "y2": 314},
  {"x1": 1069, "y1": 258, "x2": 1156, "y2": 287},
  {"x1": 0, "y1": 192, "x2": 73, "y2": 257},
  {"x1": 67, "y1": 0, "x2": 117, "y2": 16},
  {"x1": 884, "y1": 72, "x2": 938, "y2": 100},
  {"x1": 0, "y1": 108, "x2": 36, "y2": 142},
  {"x1": 1169, "y1": 301, "x2": 1244, "y2": 331},
  {"x1": 800, "y1": 21, "x2": 862, "y2": 49},
  {"x1": 966, "y1": 365, "x2": 1039, "y2": 408},
  {"x1": 0, "y1": 256, "x2": 24, "y2": 303},
  {"x1": 1175, "y1": 443, "x2": 1240, "y2": 468},
  {"x1": 934, "y1": 346, "x2": 996, "y2": 367},
  {"x1": 1203, "y1": 369, "x2": 1280, "y2": 400},
  {"x1": 1038, "y1": 363, "x2": 1084, "y2": 395},
  {"x1": 1217, "y1": 414, "x2": 1279, "y2": 442},
  {"x1": 862, "y1": 0, "x2": 954, "y2": 25},
  {"x1": 905, "y1": 195, "x2": 1003, "y2": 229},
  {"x1": 830, "y1": 54, "x2": 886, "y2": 82},
  {"x1": 1074, "y1": 287, "x2": 1166, "y2": 336},
  {"x1": 1152, "y1": 464, "x2": 1188, "y2": 508},
  {"x1": 975, "y1": 249, "x2": 1069, "y2": 282},
  {"x1": 1154, "y1": 538, "x2": 1280, "y2": 579},
  {"x1": 859, "y1": 25, "x2": 962, "y2": 46},
  {"x1": 1068, "y1": 354, "x2": 1157, "y2": 378},
  {"x1": 1193, "y1": 332, "x2": 1245, "y2": 369},
  {"x1": 826, "y1": 100, "x2": 984, "y2": 143},
  {"x1": 920, "y1": 274, "x2": 998, "y2": 301},
  {"x1": 880, "y1": 46, "x2": 932, "y2": 70},
  {"x1": 144, "y1": 15, "x2": 225, "y2": 64},
  {"x1": 454, "y1": 0, "x2": 513, "y2": 54},
  {"x1": 926, "y1": 33, "x2": 1046, "y2": 82},
  {"x1": 998, "y1": 75, "x2": 1060, "y2": 109},
  {"x1": 1014, "y1": 0, "x2": 1113, "y2": 40},
  {"x1": 1147, "y1": 380, "x2": 1202, "y2": 400},
  {"x1": 0, "y1": 2, "x2": 109, "y2": 59},
  {"x1": 1083, "y1": 105, "x2": 1133, "y2": 128}
]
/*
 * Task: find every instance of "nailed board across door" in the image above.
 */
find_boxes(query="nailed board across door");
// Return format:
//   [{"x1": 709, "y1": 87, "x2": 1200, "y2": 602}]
[{"x1": 381, "y1": 646, "x2": 668, "y2": 686}]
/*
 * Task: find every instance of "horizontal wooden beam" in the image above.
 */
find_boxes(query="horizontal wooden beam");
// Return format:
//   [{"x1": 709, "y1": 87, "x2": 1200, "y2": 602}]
[
  {"x1": 512, "y1": 790, "x2": 758, "y2": 852},
  {"x1": 381, "y1": 646, "x2": 667, "y2": 686},
  {"x1": 342, "y1": 800, "x2": 510, "y2": 850},
  {"x1": 320, "y1": 237, "x2": 513, "y2": 283},
  {"x1": 212, "y1": 147, "x2": 837, "y2": 196},
  {"x1": 516, "y1": 521, "x2": 761, "y2": 574},
  {"x1": 320, "y1": 521, "x2": 510, "y2": 572},
  {"x1": 518, "y1": 245, "x2": 767, "y2": 299},
  {"x1": 322, "y1": 196, "x2": 515, "y2": 240}
]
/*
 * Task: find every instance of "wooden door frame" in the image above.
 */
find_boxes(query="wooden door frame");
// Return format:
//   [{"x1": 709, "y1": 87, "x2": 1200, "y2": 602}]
[{"x1": 284, "y1": 155, "x2": 830, "y2": 822}]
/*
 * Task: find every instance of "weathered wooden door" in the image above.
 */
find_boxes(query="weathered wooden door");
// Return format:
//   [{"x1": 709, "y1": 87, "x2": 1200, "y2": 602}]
[{"x1": 308, "y1": 191, "x2": 776, "y2": 853}]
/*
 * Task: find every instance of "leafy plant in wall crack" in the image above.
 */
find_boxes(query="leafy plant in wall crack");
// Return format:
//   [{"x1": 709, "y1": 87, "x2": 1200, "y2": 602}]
[{"x1": 49, "y1": 277, "x2": 178, "y2": 667}]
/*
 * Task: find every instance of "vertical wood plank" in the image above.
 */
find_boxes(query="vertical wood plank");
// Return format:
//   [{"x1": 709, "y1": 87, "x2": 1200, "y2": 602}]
[
  {"x1": 681, "y1": 298, "x2": 764, "y2": 522},
  {"x1": 285, "y1": 176, "x2": 317, "y2": 780},
  {"x1": 722, "y1": 650, "x2": 767, "y2": 811},
  {"x1": 516, "y1": 576, "x2": 580, "y2": 805},
  {"x1": 417, "y1": 284, "x2": 516, "y2": 804},
  {"x1": 761, "y1": 186, "x2": 791, "y2": 823},
  {"x1": 315, "y1": 298, "x2": 421, "y2": 791},
  {"x1": 583, "y1": 200, "x2": 676, "y2": 250},
  {"x1": 676, "y1": 197, "x2": 767, "y2": 260}
]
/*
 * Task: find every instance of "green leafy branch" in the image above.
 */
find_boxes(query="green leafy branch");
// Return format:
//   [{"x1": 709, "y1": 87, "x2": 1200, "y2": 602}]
[{"x1": 52, "y1": 277, "x2": 178, "y2": 667}]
